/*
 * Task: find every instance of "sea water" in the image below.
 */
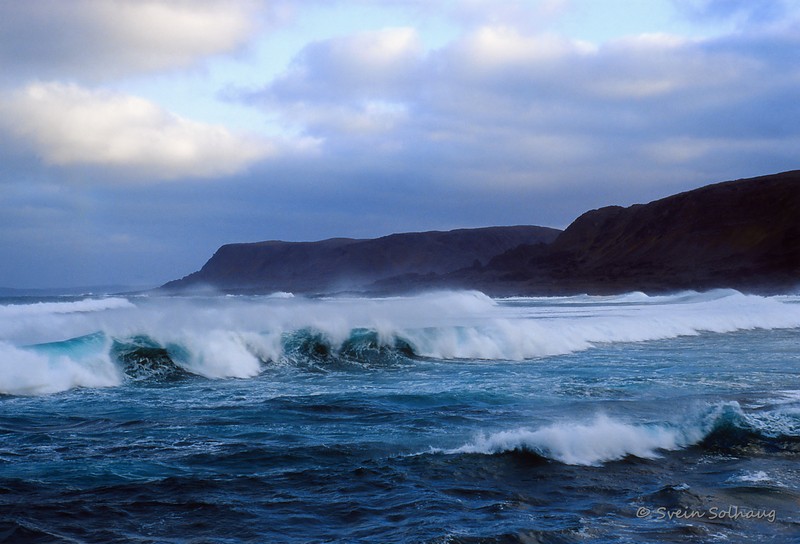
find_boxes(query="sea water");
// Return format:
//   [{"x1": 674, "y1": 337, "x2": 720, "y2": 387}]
[{"x1": 1, "y1": 290, "x2": 799, "y2": 543}]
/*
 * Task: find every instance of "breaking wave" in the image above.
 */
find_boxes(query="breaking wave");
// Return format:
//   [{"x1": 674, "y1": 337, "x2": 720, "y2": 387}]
[
  {"x1": 0, "y1": 328, "x2": 417, "y2": 395},
  {"x1": 442, "y1": 402, "x2": 800, "y2": 466},
  {"x1": 1, "y1": 289, "x2": 800, "y2": 395},
  {"x1": 0, "y1": 297, "x2": 134, "y2": 317},
  {"x1": 0, "y1": 338, "x2": 121, "y2": 396}
]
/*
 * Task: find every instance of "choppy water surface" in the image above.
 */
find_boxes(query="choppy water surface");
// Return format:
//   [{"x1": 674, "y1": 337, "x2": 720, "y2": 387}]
[{"x1": 1, "y1": 290, "x2": 799, "y2": 542}]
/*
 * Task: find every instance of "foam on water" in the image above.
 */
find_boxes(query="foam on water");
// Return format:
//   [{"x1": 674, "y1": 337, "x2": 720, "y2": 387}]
[
  {"x1": 0, "y1": 297, "x2": 134, "y2": 317},
  {"x1": 0, "y1": 341, "x2": 121, "y2": 396},
  {"x1": 159, "y1": 330, "x2": 273, "y2": 379},
  {"x1": 443, "y1": 401, "x2": 800, "y2": 466},
  {"x1": 448, "y1": 414, "x2": 699, "y2": 465},
  {"x1": 728, "y1": 470, "x2": 786, "y2": 486},
  {"x1": 400, "y1": 290, "x2": 800, "y2": 360},
  {"x1": 3, "y1": 291, "x2": 800, "y2": 542},
  {"x1": 2, "y1": 289, "x2": 800, "y2": 395}
]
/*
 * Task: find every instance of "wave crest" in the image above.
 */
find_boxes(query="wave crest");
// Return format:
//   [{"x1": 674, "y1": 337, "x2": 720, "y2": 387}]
[
  {"x1": 3, "y1": 290, "x2": 800, "y2": 394},
  {"x1": 0, "y1": 297, "x2": 134, "y2": 318},
  {"x1": 0, "y1": 338, "x2": 121, "y2": 396},
  {"x1": 449, "y1": 414, "x2": 699, "y2": 466},
  {"x1": 445, "y1": 402, "x2": 800, "y2": 466}
]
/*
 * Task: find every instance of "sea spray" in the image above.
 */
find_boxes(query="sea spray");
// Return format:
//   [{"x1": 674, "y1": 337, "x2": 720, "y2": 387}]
[
  {"x1": 2, "y1": 289, "x2": 800, "y2": 395},
  {"x1": 443, "y1": 401, "x2": 800, "y2": 466},
  {"x1": 0, "y1": 340, "x2": 121, "y2": 396},
  {"x1": 447, "y1": 414, "x2": 695, "y2": 465},
  {"x1": 160, "y1": 329, "x2": 267, "y2": 379},
  {"x1": 2, "y1": 291, "x2": 800, "y2": 542}
]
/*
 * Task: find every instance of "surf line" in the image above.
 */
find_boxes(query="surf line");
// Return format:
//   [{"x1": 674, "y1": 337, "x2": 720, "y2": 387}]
[{"x1": 636, "y1": 505, "x2": 777, "y2": 523}]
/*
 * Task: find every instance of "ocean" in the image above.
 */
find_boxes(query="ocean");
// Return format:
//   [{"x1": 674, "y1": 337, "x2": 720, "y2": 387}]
[{"x1": 1, "y1": 290, "x2": 799, "y2": 543}]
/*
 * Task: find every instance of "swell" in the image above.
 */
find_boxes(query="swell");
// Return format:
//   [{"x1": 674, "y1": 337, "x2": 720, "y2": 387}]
[
  {"x1": 110, "y1": 336, "x2": 190, "y2": 382},
  {"x1": 2, "y1": 289, "x2": 800, "y2": 395},
  {"x1": 0, "y1": 297, "x2": 134, "y2": 318},
  {"x1": 439, "y1": 402, "x2": 800, "y2": 466},
  {"x1": 281, "y1": 328, "x2": 416, "y2": 370},
  {"x1": 0, "y1": 336, "x2": 121, "y2": 396},
  {"x1": 0, "y1": 328, "x2": 420, "y2": 395}
]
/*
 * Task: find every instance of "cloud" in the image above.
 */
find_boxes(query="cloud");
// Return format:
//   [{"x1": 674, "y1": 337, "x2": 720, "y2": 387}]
[
  {"x1": 0, "y1": 0, "x2": 265, "y2": 81},
  {"x1": 250, "y1": 20, "x2": 800, "y2": 190},
  {"x1": 2, "y1": 0, "x2": 799, "y2": 290},
  {"x1": 443, "y1": 0, "x2": 572, "y2": 29},
  {"x1": 270, "y1": 27, "x2": 422, "y2": 102},
  {"x1": 259, "y1": 27, "x2": 421, "y2": 138},
  {"x1": 0, "y1": 82, "x2": 276, "y2": 180}
]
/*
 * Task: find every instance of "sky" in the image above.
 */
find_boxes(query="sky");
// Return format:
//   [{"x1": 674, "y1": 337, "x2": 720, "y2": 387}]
[{"x1": 1, "y1": 0, "x2": 799, "y2": 289}]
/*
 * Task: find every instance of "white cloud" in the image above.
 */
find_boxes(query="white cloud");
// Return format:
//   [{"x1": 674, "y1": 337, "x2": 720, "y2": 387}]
[
  {"x1": 0, "y1": 82, "x2": 275, "y2": 180},
  {"x1": 452, "y1": 26, "x2": 595, "y2": 69},
  {"x1": 262, "y1": 27, "x2": 421, "y2": 138},
  {"x1": 251, "y1": 18, "x2": 800, "y2": 190},
  {"x1": 445, "y1": 0, "x2": 571, "y2": 29},
  {"x1": 336, "y1": 27, "x2": 421, "y2": 71},
  {"x1": 0, "y1": 0, "x2": 264, "y2": 80},
  {"x1": 274, "y1": 27, "x2": 423, "y2": 101}
]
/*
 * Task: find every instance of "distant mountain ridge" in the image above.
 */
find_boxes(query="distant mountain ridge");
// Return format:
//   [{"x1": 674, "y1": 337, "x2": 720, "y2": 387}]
[
  {"x1": 162, "y1": 226, "x2": 561, "y2": 294},
  {"x1": 456, "y1": 170, "x2": 800, "y2": 294},
  {"x1": 162, "y1": 170, "x2": 800, "y2": 295}
]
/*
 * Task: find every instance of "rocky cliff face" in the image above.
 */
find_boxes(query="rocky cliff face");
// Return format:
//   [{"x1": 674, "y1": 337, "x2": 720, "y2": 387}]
[
  {"x1": 163, "y1": 170, "x2": 800, "y2": 296},
  {"x1": 483, "y1": 170, "x2": 800, "y2": 294},
  {"x1": 161, "y1": 226, "x2": 561, "y2": 294}
]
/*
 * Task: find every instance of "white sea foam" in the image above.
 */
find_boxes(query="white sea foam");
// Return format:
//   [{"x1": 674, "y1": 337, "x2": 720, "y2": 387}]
[
  {"x1": 447, "y1": 414, "x2": 705, "y2": 466},
  {"x1": 444, "y1": 401, "x2": 800, "y2": 466},
  {"x1": 731, "y1": 471, "x2": 772, "y2": 484},
  {"x1": 743, "y1": 407, "x2": 800, "y2": 437},
  {"x1": 399, "y1": 291, "x2": 800, "y2": 360},
  {"x1": 725, "y1": 469, "x2": 790, "y2": 490},
  {"x1": 0, "y1": 341, "x2": 121, "y2": 396},
  {"x1": 158, "y1": 330, "x2": 272, "y2": 379},
  {"x1": 0, "y1": 297, "x2": 138, "y2": 346},
  {"x1": 0, "y1": 297, "x2": 134, "y2": 317},
  {"x1": 767, "y1": 390, "x2": 800, "y2": 406},
  {"x1": 2, "y1": 289, "x2": 800, "y2": 394}
]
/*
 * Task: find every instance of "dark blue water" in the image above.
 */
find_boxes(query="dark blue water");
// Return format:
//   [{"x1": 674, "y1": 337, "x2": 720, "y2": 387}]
[{"x1": 1, "y1": 291, "x2": 799, "y2": 542}]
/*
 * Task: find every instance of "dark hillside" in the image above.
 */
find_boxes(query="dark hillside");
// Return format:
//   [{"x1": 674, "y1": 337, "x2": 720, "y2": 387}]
[
  {"x1": 483, "y1": 170, "x2": 800, "y2": 293},
  {"x1": 162, "y1": 226, "x2": 561, "y2": 294},
  {"x1": 162, "y1": 170, "x2": 800, "y2": 296}
]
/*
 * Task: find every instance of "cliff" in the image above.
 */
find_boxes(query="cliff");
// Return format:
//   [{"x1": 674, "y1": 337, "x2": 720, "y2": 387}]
[
  {"x1": 161, "y1": 226, "x2": 561, "y2": 294},
  {"x1": 162, "y1": 170, "x2": 800, "y2": 296},
  {"x1": 479, "y1": 170, "x2": 800, "y2": 294}
]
